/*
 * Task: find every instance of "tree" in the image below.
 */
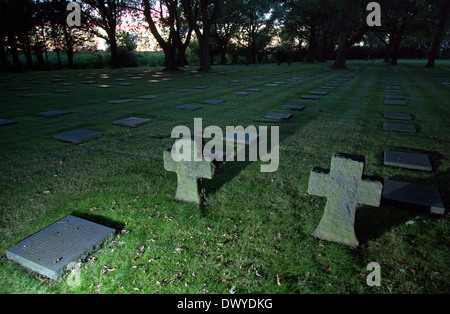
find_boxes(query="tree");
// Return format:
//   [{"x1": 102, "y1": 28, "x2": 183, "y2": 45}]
[
  {"x1": 181, "y1": 0, "x2": 219, "y2": 72},
  {"x1": 82, "y1": 0, "x2": 130, "y2": 68},
  {"x1": 320, "y1": 0, "x2": 369, "y2": 69},
  {"x1": 426, "y1": 0, "x2": 450, "y2": 68},
  {"x1": 138, "y1": 0, "x2": 193, "y2": 70},
  {"x1": 282, "y1": 0, "x2": 327, "y2": 63}
]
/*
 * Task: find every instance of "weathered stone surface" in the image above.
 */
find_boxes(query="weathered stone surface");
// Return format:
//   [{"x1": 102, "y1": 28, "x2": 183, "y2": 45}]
[
  {"x1": 137, "y1": 95, "x2": 157, "y2": 100},
  {"x1": 384, "y1": 151, "x2": 432, "y2": 171},
  {"x1": 385, "y1": 95, "x2": 405, "y2": 100},
  {"x1": 383, "y1": 123, "x2": 416, "y2": 133},
  {"x1": 107, "y1": 99, "x2": 135, "y2": 104},
  {"x1": 113, "y1": 117, "x2": 151, "y2": 128},
  {"x1": 0, "y1": 119, "x2": 16, "y2": 126},
  {"x1": 383, "y1": 113, "x2": 412, "y2": 121},
  {"x1": 310, "y1": 91, "x2": 327, "y2": 96},
  {"x1": 301, "y1": 95, "x2": 320, "y2": 100},
  {"x1": 176, "y1": 104, "x2": 202, "y2": 110},
  {"x1": 6, "y1": 215, "x2": 115, "y2": 279},
  {"x1": 202, "y1": 99, "x2": 224, "y2": 105},
  {"x1": 54, "y1": 129, "x2": 102, "y2": 144},
  {"x1": 164, "y1": 138, "x2": 216, "y2": 205},
  {"x1": 264, "y1": 112, "x2": 293, "y2": 120},
  {"x1": 38, "y1": 110, "x2": 71, "y2": 117},
  {"x1": 246, "y1": 88, "x2": 262, "y2": 92},
  {"x1": 281, "y1": 105, "x2": 305, "y2": 111},
  {"x1": 385, "y1": 100, "x2": 407, "y2": 106},
  {"x1": 308, "y1": 153, "x2": 383, "y2": 246},
  {"x1": 232, "y1": 92, "x2": 250, "y2": 96},
  {"x1": 383, "y1": 180, "x2": 445, "y2": 215}
]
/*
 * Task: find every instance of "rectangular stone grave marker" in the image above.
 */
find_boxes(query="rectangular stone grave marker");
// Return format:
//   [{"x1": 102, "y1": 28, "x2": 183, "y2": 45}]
[
  {"x1": 19, "y1": 94, "x2": 43, "y2": 97},
  {"x1": 302, "y1": 95, "x2": 320, "y2": 100},
  {"x1": 384, "y1": 151, "x2": 432, "y2": 171},
  {"x1": 118, "y1": 83, "x2": 133, "y2": 86},
  {"x1": 383, "y1": 180, "x2": 445, "y2": 215},
  {"x1": 384, "y1": 100, "x2": 407, "y2": 106},
  {"x1": 385, "y1": 95, "x2": 405, "y2": 100},
  {"x1": 176, "y1": 104, "x2": 202, "y2": 110},
  {"x1": 54, "y1": 129, "x2": 102, "y2": 144},
  {"x1": 233, "y1": 92, "x2": 250, "y2": 96},
  {"x1": 385, "y1": 86, "x2": 401, "y2": 90},
  {"x1": 308, "y1": 153, "x2": 383, "y2": 246},
  {"x1": 383, "y1": 113, "x2": 412, "y2": 121},
  {"x1": 193, "y1": 86, "x2": 209, "y2": 89},
  {"x1": 113, "y1": 117, "x2": 151, "y2": 128},
  {"x1": 6, "y1": 215, "x2": 115, "y2": 279},
  {"x1": 177, "y1": 89, "x2": 192, "y2": 92},
  {"x1": 137, "y1": 95, "x2": 157, "y2": 100},
  {"x1": 202, "y1": 99, "x2": 224, "y2": 105},
  {"x1": 246, "y1": 88, "x2": 262, "y2": 92},
  {"x1": 107, "y1": 99, "x2": 135, "y2": 104},
  {"x1": 38, "y1": 110, "x2": 71, "y2": 117},
  {"x1": 52, "y1": 89, "x2": 72, "y2": 94},
  {"x1": 383, "y1": 123, "x2": 416, "y2": 133},
  {"x1": 0, "y1": 119, "x2": 16, "y2": 126},
  {"x1": 265, "y1": 84, "x2": 279, "y2": 87},
  {"x1": 264, "y1": 112, "x2": 293, "y2": 120},
  {"x1": 281, "y1": 105, "x2": 305, "y2": 111},
  {"x1": 310, "y1": 91, "x2": 327, "y2": 96}
]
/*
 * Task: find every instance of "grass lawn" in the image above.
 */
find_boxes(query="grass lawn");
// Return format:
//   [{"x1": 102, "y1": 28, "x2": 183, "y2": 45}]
[{"x1": 0, "y1": 60, "x2": 449, "y2": 294}]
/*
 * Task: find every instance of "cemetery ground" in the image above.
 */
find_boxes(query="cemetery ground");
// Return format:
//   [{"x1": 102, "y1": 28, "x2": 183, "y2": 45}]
[{"x1": 0, "y1": 60, "x2": 449, "y2": 294}]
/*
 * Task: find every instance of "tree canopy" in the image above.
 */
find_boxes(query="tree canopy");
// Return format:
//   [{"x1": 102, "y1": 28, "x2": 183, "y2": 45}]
[{"x1": 0, "y1": 0, "x2": 448, "y2": 71}]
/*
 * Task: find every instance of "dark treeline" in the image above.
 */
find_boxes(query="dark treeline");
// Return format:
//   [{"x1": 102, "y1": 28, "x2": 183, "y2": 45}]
[{"x1": 0, "y1": 0, "x2": 449, "y2": 72}]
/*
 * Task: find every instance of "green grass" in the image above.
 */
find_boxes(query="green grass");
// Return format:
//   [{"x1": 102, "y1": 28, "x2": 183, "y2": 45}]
[{"x1": 0, "y1": 60, "x2": 449, "y2": 294}]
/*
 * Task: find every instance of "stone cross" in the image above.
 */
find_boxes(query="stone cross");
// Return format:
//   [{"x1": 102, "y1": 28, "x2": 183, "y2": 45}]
[
  {"x1": 308, "y1": 153, "x2": 383, "y2": 246},
  {"x1": 164, "y1": 137, "x2": 216, "y2": 205}
]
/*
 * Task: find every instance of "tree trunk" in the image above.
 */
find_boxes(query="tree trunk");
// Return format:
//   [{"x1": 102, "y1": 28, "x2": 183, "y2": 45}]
[
  {"x1": 426, "y1": 0, "x2": 450, "y2": 68},
  {"x1": 164, "y1": 45, "x2": 178, "y2": 71},
  {"x1": 333, "y1": 31, "x2": 348, "y2": 69},
  {"x1": 199, "y1": 37, "x2": 211, "y2": 72},
  {"x1": 306, "y1": 25, "x2": 317, "y2": 63},
  {"x1": 390, "y1": 37, "x2": 401, "y2": 65},
  {"x1": 8, "y1": 34, "x2": 20, "y2": 70},
  {"x1": 109, "y1": 35, "x2": 119, "y2": 68}
]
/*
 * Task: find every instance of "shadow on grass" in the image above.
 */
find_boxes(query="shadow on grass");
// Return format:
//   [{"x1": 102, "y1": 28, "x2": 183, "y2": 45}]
[{"x1": 71, "y1": 212, "x2": 125, "y2": 231}]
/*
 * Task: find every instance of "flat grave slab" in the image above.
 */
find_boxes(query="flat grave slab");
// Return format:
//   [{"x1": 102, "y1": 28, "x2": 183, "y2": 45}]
[
  {"x1": 193, "y1": 86, "x2": 209, "y2": 89},
  {"x1": 118, "y1": 83, "x2": 133, "y2": 86},
  {"x1": 310, "y1": 91, "x2": 327, "y2": 96},
  {"x1": 383, "y1": 123, "x2": 416, "y2": 133},
  {"x1": 19, "y1": 94, "x2": 43, "y2": 97},
  {"x1": 281, "y1": 105, "x2": 305, "y2": 111},
  {"x1": 232, "y1": 92, "x2": 250, "y2": 96},
  {"x1": 6, "y1": 215, "x2": 115, "y2": 279},
  {"x1": 176, "y1": 104, "x2": 202, "y2": 110},
  {"x1": 11, "y1": 87, "x2": 31, "y2": 91},
  {"x1": 54, "y1": 129, "x2": 102, "y2": 144},
  {"x1": 246, "y1": 88, "x2": 262, "y2": 92},
  {"x1": 202, "y1": 99, "x2": 224, "y2": 105},
  {"x1": 97, "y1": 85, "x2": 112, "y2": 88},
  {"x1": 383, "y1": 180, "x2": 445, "y2": 215},
  {"x1": 107, "y1": 99, "x2": 135, "y2": 104},
  {"x1": 383, "y1": 113, "x2": 412, "y2": 121},
  {"x1": 385, "y1": 95, "x2": 405, "y2": 100},
  {"x1": 326, "y1": 84, "x2": 339, "y2": 87},
  {"x1": 385, "y1": 89, "x2": 402, "y2": 93},
  {"x1": 82, "y1": 81, "x2": 97, "y2": 84},
  {"x1": 301, "y1": 95, "x2": 320, "y2": 100},
  {"x1": 265, "y1": 84, "x2": 279, "y2": 87},
  {"x1": 0, "y1": 119, "x2": 16, "y2": 126},
  {"x1": 264, "y1": 112, "x2": 293, "y2": 120},
  {"x1": 223, "y1": 130, "x2": 260, "y2": 145},
  {"x1": 384, "y1": 100, "x2": 407, "y2": 106},
  {"x1": 384, "y1": 150, "x2": 432, "y2": 171},
  {"x1": 385, "y1": 86, "x2": 401, "y2": 90},
  {"x1": 52, "y1": 89, "x2": 72, "y2": 94},
  {"x1": 113, "y1": 117, "x2": 151, "y2": 128},
  {"x1": 137, "y1": 95, "x2": 157, "y2": 100},
  {"x1": 177, "y1": 89, "x2": 192, "y2": 92},
  {"x1": 321, "y1": 86, "x2": 335, "y2": 89},
  {"x1": 38, "y1": 110, "x2": 71, "y2": 118}
]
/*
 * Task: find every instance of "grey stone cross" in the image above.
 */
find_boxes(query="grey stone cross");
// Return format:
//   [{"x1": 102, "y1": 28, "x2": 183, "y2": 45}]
[
  {"x1": 164, "y1": 137, "x2": 216, "y2": 205},
  {"x1": 308, "y1": 153, "x2": 383, "y2": 246}
]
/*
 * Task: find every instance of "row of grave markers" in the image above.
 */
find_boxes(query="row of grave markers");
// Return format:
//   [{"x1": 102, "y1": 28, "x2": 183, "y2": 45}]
[{"x1": 381, "y1": 68, "x2": 445, "y2": 215}]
